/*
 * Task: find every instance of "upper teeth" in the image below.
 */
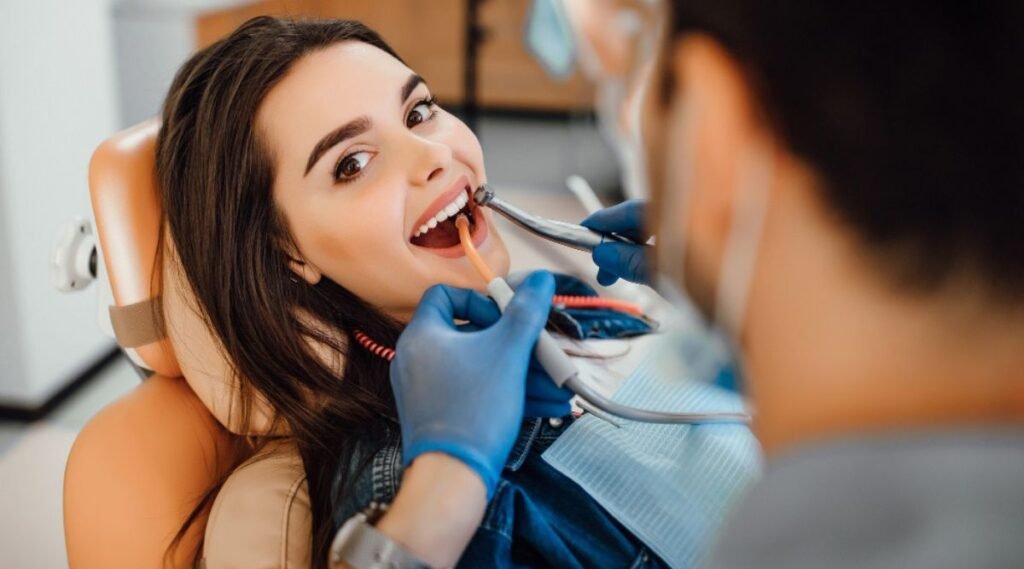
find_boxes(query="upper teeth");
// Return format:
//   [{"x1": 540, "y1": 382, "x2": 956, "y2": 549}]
[{"x1": 414, "y1": 191, "x2": 469, "y2": 237}]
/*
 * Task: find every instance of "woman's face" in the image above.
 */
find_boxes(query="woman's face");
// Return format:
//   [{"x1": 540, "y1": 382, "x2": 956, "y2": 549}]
[{"x1": 258, "y1": 41, "x2": 510, "y2": 320}]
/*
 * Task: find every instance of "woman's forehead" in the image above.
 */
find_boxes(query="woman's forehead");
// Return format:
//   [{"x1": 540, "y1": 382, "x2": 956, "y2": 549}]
[{"x1": 257, "y1": 41, "x2": 412, "y2": 160}]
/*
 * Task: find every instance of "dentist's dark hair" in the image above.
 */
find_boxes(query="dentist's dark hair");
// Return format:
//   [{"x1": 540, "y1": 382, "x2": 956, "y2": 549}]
[
  {"x1": 156, "y1": 17, "x2": 404, "y2": 568},
  {"x1": 664, "y1": 1, "x2": 1024, "y2": 300}
]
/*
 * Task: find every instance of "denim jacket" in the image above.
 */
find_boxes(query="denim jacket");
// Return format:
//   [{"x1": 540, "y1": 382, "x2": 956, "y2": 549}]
[{"x1": 331, "y1": 275, "x2": 665, "y2": 568}]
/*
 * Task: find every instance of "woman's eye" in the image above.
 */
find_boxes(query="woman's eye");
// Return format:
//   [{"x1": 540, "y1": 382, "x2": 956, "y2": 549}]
[
  {"x1": 334, "y1": 151, "x2": 371, "y2": 181},
  {"x1": 406, "y1": 99, "x2": 436, "y2": 128}
]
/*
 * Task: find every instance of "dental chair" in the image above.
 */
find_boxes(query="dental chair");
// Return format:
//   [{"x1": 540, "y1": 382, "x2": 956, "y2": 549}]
[{"x1": 64, "y1": 121, "x2": 311, "y2": 568}]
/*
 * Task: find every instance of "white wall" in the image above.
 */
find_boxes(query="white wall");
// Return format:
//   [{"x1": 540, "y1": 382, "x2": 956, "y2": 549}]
[
  {"x1": 0, "y1": 0, "x2": 120, "y2": 406},
  {"x1": 114, "y1": 3, "x2": 195, "y2": 126},
  {"x1": 114, "y1": 0, "x2": 255, "y2": 126}
]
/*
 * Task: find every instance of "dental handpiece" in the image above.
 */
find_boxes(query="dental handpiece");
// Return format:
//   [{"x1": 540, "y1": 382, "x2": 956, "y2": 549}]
[{"x1": 474, "y1": 184, "x2": 644, "y2": 253}]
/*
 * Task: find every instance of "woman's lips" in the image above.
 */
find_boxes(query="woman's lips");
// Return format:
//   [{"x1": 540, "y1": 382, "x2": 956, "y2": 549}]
[
  {"x1": 407, "y1": 174, "x2": 491, "y2": 258},
  {"x1": 409, "y1": 175, "x2": 470, "y2": 238}
]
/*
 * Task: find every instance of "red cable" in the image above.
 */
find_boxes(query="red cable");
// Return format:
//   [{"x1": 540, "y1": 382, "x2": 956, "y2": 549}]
[
  {"x1": 552, "y1": 295, "x2": 644, "y2": 316},
  {"x1": 354, "y1": 296, "x2": 643, "y2": 362},
  {"x1": 353, "y1": 330, "x2": 395, "y2": 362}
]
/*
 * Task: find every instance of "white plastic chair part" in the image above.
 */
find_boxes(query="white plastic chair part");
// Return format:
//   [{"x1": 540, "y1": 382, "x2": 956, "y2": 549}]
[{"x1": 51, "y1": 216, "x2": 98, "y2": 293}]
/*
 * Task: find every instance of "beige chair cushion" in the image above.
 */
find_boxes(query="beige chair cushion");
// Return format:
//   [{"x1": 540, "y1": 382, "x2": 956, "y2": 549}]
[
  {"x1": 162, "y1": 237, "x2": 283, "y2": 436},
  {"x1": 202, "y1": 440, "x2": 313, "y2": 569}
]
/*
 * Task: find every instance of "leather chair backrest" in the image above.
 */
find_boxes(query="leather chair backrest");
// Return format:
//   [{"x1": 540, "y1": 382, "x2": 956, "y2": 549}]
[
  {"x1": 67, "y1": 119, "x2": 297, "y2": 568},
  {"x1": 89, "y1": 119, "x2": 279, "y2": 435}
]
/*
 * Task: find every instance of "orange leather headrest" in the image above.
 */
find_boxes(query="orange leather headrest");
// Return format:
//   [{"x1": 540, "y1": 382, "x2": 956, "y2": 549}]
[
  {"x1": 89, "y1": 120, "x2": 279, "y2": 435},
  {"x1": 89, "y1": 121, "x2": 179, "y2": 376}
]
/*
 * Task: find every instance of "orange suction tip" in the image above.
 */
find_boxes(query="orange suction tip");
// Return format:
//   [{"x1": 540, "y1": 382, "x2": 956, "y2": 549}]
[{"x1": 455, "y1": 215, "x2": 495, "y2": 283}]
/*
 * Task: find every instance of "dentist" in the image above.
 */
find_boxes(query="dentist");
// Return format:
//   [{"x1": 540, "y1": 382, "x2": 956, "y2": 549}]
[{"x1": 333, "y1": 1, "x2": 1024, "y2": 568}]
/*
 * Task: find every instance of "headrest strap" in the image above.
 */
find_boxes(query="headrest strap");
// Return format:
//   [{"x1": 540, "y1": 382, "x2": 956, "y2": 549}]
[{"x1": 109, "y1": 297, "x2": 165, "y2": 348}]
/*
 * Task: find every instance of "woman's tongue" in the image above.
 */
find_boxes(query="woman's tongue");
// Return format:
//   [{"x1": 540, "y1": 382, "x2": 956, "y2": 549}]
[{"x1": 411, "y1": 217, "x2": 462, "y2": 249}]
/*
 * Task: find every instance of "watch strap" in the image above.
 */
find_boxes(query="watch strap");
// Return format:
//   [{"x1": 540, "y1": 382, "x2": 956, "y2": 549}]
[{"x1": 329, "y1": 510, "x2": 430, "y2": 569}]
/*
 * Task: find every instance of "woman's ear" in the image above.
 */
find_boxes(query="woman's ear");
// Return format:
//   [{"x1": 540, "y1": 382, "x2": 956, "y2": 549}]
[
  {"x1": 283, "y1": 242, "x2": 322, "y2": 285},
  {"x1": 287, "y1": 257, "x2": 322, "y2": 286}
]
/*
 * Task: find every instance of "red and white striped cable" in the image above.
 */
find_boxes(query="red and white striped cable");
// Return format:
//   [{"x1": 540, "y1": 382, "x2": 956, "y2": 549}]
[{"x1": 353, "y1": 296, "x2": 643, "y2": 362}]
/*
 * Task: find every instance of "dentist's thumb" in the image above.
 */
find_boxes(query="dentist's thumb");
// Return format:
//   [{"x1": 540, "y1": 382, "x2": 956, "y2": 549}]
[{"x1": 494, "y1": 271, "x2": 555, "y2": 342}]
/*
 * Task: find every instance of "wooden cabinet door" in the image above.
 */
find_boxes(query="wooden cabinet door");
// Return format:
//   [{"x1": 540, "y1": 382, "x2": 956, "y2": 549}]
[
  {"x1": 319, "y1": 0, "x2": 467, "y2": 103},
  {"x1": 478, "y1": 0, "x2": 593, "y2": 111},
  {"x1": 195, "y1": 0, "x2": 592, "y2": 112},
  {"x1": 196, "y1": 0, "x2": 319, "y2": 49}
]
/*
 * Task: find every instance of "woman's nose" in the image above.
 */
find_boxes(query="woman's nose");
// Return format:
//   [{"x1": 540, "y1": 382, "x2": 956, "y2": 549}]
[{"x1": 409, "y1": 136, "x2": 452, "y2": 187}]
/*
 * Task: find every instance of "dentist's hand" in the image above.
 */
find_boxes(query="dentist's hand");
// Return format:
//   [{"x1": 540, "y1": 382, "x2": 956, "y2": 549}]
[
  {"x1": 454, "y1": 281, "x2": 574, "y2": 420},
  {"x1": 390, "y1": 271, "x2": 556, "y2": 497},
  {"x1": 581, "y1": 200, "x2": 651, "y2": 286}
]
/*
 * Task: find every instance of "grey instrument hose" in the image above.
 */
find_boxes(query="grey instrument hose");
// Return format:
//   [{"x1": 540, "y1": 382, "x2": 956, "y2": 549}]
[{"x1": 564, "y1": 375, "x2": 751, "y2": 425}]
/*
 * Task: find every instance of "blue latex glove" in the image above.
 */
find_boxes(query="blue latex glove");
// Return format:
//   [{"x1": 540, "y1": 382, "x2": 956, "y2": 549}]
[
  {"x1": 580, "y1": 200, "x2": 651, "y2": 286},
  {"x1": 456, "y1": 280, "x2": 574, "y2": 419},
  {"x1": 391, "y1": 271, "x2": 556, "y2": 497}
]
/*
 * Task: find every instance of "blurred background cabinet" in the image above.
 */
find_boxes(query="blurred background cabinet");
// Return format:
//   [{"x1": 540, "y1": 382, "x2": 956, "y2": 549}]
[{"x1": 192, "y1": 0, "x2": 593, "y2": 115}]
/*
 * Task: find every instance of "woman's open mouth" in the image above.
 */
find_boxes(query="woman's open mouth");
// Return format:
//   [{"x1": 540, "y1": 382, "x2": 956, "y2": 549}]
[{"x1": 409, "y1": 178, "x2": 487, "y2": 254}]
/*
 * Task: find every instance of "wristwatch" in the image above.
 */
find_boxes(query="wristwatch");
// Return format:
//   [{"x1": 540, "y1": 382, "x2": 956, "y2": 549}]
[{"x1": 328, "y1": 502, "x2": 431, "y2": 569}]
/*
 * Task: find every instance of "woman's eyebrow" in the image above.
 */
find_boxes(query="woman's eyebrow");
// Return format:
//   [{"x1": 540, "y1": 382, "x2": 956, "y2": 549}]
[
  {"x1": 305, "y1": 116, "x2": 372, "y2": 176},
  {"x1": 401, "y1": 74, "x2": 426, "y2": 103},
  {"x1": 303, "y1": 75, "x2": 426, "y2": 177}
]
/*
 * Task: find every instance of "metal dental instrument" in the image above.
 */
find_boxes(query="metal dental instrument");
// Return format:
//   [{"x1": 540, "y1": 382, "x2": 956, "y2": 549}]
[{"x1": 474, "y1": 184, "x2": 646, "y2": 253}]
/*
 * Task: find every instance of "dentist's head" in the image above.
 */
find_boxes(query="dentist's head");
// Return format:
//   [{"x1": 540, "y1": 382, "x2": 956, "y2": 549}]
[
  {"x1": 534, "y1": 0, "x2": 1024, "y2": 450},
  {"x1": 644, "y1": 1, "x2": 1024, "y2": 452}
]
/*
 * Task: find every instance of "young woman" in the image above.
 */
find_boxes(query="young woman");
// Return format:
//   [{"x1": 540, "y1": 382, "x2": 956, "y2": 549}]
[{"x1": 157, "y1": 16, "x2": 673, "y2": 569}]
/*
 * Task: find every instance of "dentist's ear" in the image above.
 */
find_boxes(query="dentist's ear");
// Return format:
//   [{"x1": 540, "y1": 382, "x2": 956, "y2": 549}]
[
  {"x1": 660, "y1": 35, "x2": 769, "y2": 308},
  {"x1": 670, "y1": 34, "x2": 766, "y2": 248}
]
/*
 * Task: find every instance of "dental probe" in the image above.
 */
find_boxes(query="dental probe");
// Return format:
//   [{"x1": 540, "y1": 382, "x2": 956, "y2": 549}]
[
  {"x1": 473, "y1": 184, "x2": 646, "y2": 253},
  {"x1": 454, "y1": 215, "x2": 750, "y2": 425}
]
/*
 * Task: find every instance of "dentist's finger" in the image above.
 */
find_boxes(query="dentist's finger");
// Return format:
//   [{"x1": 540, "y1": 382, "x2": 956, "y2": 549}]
[
  {"x1": 412, "y1": 284, "x2": 501, "y2": 330},
  {"x1": 494, "y1": 271, "x2": 556, "y2": 340},
  {"x1": 592, "y1": 242, "x2": 650, "y2": 285},
  {"x1": 525, "y1": 369, "x2": 574, "y2": 403},
  {"x1": 580, "y1": 200, "x2": 650, "y2": 242},
  {"x1": 596, "y1": 267, "x2": 620, "y2": 287}
]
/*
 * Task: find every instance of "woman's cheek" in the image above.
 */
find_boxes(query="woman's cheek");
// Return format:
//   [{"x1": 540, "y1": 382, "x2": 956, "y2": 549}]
[
  {"x1": 443, "y1": 113, "x2": 486, "y2": 180},
  {"x1": 338, "y1": 214, "x2": 418, "y2": 300}
]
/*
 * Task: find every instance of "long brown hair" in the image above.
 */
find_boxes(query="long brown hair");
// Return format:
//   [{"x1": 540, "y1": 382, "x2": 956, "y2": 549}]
[{"x1": 156, "y1": 17, "x2": 404, "y2": 567}]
